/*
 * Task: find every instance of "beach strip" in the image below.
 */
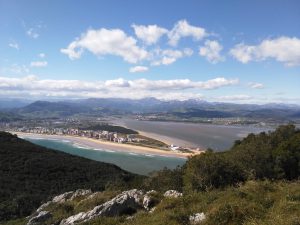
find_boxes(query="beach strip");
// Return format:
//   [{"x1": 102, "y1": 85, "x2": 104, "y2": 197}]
[{"x1": 11, "y1": 132, "x2": 201, "y2": 158}]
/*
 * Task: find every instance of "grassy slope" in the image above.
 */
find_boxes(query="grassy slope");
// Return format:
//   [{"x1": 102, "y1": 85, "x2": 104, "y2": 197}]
[
  {"x1": 3, "y1": 180, "x2": 300, "y2": 225},
  {"x1": 0, "y1": 132, "x2": 142, "y2": 222}
]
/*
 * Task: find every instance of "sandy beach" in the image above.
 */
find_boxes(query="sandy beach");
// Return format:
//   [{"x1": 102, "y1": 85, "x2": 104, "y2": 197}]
[{"x1": 12, "y1": 132, "x2": 201, "y2": 158}]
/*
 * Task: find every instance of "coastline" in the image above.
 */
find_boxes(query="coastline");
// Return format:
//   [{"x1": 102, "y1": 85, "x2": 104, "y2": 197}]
[{"x1": 11, "y1": 132, "x2": 202, "y2": 158}]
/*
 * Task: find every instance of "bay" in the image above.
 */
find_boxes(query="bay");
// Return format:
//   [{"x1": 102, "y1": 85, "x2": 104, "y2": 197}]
[{"x1": 26, "y1": 138, "x2": 186, "y2": 176}]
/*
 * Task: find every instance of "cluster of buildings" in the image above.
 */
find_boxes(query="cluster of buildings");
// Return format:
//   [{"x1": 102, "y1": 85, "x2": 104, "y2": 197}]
[{"x1": 12, "y1": 127, "x2": 142, "y2": 144}]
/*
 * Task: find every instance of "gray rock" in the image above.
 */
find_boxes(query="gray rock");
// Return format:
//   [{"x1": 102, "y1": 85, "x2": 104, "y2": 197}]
[
  {"x1": 36, "y1": 201, "x2": 51, "y2": 213},
  {"x1": 52, "y1": 189, "x2": 92, "y2": 203},
  {"x1": 163, "y1": 190, "x2": 183, "y2": 198},
  {"x1": 70, "y1": 189, "x2": 92, "y2": 201},
  {"x1": 27, "y1": 211, "x2": 52, "y2": 225},
  {"x1": 35, "y1": 189, "x2": 92, "y2": 214},
  {"x1": 52, "y1": 191, "x2": 74, "y2": 203},
  {"x1": 143, "y1": 190, "x2": 157, "y2": 210},
  {"x1": 60, "y1": 212, "x2": 87, "y2": 225},
  {"x1": 189, "y1": 213, "x2": 206, "y2": 224},
  {"x1": 60, "y1": 189, "x2": 144, "y2": 224}
]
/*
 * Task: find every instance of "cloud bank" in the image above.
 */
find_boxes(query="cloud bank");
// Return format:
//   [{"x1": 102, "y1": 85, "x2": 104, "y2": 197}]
[{"x1": 0, "y1": 75, "x2": 238, "y2": 100}]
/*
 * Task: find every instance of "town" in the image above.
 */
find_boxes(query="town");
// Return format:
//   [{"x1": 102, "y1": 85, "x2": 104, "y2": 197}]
[
  {"x1": 11, "y1": 126, "x2": 140, "y2": 144},
  {"x1": 6, "y1": 124, "x2": 198, "y2": 153}
]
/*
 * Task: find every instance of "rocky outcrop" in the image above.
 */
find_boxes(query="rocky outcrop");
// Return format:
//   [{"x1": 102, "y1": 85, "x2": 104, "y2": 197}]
[
  {"x1": 36, "y1": 202, "x2": 52, "y2": 213},
  {"x1": 163, "y1": 190, "x2": 183, "y2": 198},
  {"x1": 36, "y1": 189, "x2": 92, "y2": 213},
  {"x1": 31, "y1": 189, "x2": 162, "y2": 225},
  {"x1": 60, "y1": 189, "x2": 144, "y2": 224},
  {"x1": 189, "y1": 213, "x2": 206, "y2": 224},
  {"x1": 52, "y1": 191, "x2": 74, "y2": 203},
  {"x1": 143, "y1": 190, "x2": 157, "y2": 210},
  {"x1": 27, "y1": 211, "x2": 52, "y2": 225},
  {"x1": 53, "y1": 189, "x2": 92, "y2": 203},
  {"x1": 70, "y1": 189, "x2": 92, "y2": 201}
]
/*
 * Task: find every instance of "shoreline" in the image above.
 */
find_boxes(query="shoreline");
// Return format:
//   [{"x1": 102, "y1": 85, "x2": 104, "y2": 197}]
[{"x1": 11, "y1": 132, "x2": 202, "y2": 158}]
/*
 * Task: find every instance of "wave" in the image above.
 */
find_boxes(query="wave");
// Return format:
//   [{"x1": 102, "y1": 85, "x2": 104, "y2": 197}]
[
  {"x1": 104, "y1": 150, "x2": 115, "y2": 153},
  {"x1": 129, "y1": 152, "x2": 139, "y2": 156}
]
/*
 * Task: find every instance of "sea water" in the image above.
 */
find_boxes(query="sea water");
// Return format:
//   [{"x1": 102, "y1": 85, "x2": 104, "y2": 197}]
[{"x1": 26, "y1": 138, "x2": 186, "y2": 175}]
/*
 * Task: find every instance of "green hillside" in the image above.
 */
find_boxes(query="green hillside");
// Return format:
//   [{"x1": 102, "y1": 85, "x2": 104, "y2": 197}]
[{"x1": 0, "y1": 132, "x2": 142, "y2": 222}]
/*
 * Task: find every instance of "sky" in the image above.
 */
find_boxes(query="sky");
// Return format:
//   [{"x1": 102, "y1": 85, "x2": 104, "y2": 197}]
[{"x1": 0, "y1": 0, "x2": 300, "y2": 103}]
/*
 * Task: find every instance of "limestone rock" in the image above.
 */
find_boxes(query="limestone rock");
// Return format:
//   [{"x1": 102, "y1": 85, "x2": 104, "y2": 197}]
[
  {"x1": 70, "y1": 189, "x2": 92, "y2": 201},
  {"x1": 52, "y1": 191, "x2": 74, "y2": 203},
  {"x1": 189, "y1": 212, "x2": 206, "y2": 224},
  {"x1": 143, "y1": 190, "x2": 157, "y2": 210},
  {"x1": 35, "y1": 189, "x2": 92, "y2": 214},
  {"x1": 60, "y1": 189, "x2": 144, "y2": 224},
  {"x1": 27, "y1": 211, "x2": 52, "y2": 225},
  {"x1": 36, "y1": 201, "x2": 51, "y2": 213},
  {"x1": 163, "y1": 190, "x2": 183, "y2": 198}
]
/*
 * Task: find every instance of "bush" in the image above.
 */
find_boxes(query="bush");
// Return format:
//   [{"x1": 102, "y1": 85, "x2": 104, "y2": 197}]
[{"x1": 183, "y1": 151, "x2": 245, "y2": 192}]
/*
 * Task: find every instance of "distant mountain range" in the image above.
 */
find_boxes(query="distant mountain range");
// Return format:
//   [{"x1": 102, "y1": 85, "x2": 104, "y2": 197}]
[
  {"x1": 0, "y1": 98, "x2": 33, "y2": 109},
  {"x1": 0, "y1": 98, "x2": 300, "y2": 120}
]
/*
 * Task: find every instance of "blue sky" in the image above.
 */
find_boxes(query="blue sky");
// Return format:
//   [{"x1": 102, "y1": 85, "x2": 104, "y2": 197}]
[{"x1": 0, "y1": 0, "x2": 300, "y2": 103}]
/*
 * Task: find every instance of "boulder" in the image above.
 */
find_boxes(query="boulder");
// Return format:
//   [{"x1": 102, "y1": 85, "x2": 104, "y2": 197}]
[
  {"x1": 163, "y1": 190, "x2": 183, "y2": 198},
  {"x1": 189, "y1": 213, "x2": 206, "y2": 224},
  {"x1": 27, "y1": 211, "x2": 52, "y2": 225},
  {"x1": 143, "y1": 190, "x2": 157, "y2": 210},
  {"x1": 60, "y1": 189, "x2": 144, "y2": 224}
]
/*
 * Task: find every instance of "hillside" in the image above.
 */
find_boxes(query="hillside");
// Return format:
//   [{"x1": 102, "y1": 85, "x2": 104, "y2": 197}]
[
  {"x1": 0, "y1": 132, "x2": 142, "y2": 222},
  {"x1": 1, "y1": 125, "x2": 300, "y2": 225},
  {"x1": 6, "y1": 180, "x2": 299, "y2": 225}
]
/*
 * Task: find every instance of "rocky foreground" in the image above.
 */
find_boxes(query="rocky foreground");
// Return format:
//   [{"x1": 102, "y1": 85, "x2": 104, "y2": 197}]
[{"x1": 27, "y1": 189, "x2": 205, "y2": 225}]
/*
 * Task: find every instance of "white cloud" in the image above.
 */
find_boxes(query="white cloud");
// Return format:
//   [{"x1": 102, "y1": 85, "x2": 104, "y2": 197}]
[
  {"x1": 129, "y1": 66, "x2": 149, "y2": 73},
  {"x1": 248, "y1": 82, "x2": 264, "y2": 89},
  {"x1": 128, "y1": 77, "x2": 238, "y2": 90},
  {"x1": 230, "y1": 43, "x2": 254, "y2": 63},
  {"x1": 9, "y1": 41, "x2": 19, "y2": 50},
  {"x1": 151, "y1": 48, "x2": 193, "y2": 66},
  {"x1": 26, "y1": 28, "x2": 39, "y2": 39},
  {"x1": 39, "y1": 53, "x2": 46, "y2": 58},
  {"x1": 30, "y1": 61, "x2": 48, "y2": 67},
  {"x1": 0, "y1": 75, "x2": 238, "y2": 100},
  {"x1": 183, "y1": 48, "x2": 194, "y2": 56},
  {"x1": 3, "y1": 64, "x2": 29, "y2": 74},
  {"x1": 230, "y1": 36, "x2": 300, "y2": 66},
  {"x1": 61, "y1": 28, "x2": 148, "y2": 63},
  {"x1": 132, "y1": 24, "x2": 168, "y2": 45},
  {"x1": 199, "y1": 40, "x2": 224, "y2": 63},
  {"x1": 168, "y1": 20, "x2": 207, "y2": 46},
  {"x1": 215, "y1": 95, "x2": 252, "y2": 101},
  {"x1": 104, "y1": 78, "x2": 130, "y2": 87}
]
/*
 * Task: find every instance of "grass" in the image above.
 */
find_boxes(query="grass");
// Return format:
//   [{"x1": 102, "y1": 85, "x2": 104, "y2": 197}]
[{"x1": 2, "y1": 180, "x2": 300, "y2": 225}]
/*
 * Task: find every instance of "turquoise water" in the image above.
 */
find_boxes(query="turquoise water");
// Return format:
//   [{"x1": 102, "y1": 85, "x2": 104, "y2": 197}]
[{"x1": 26, "y1": 138, "x2": 186, "y2": 175}]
